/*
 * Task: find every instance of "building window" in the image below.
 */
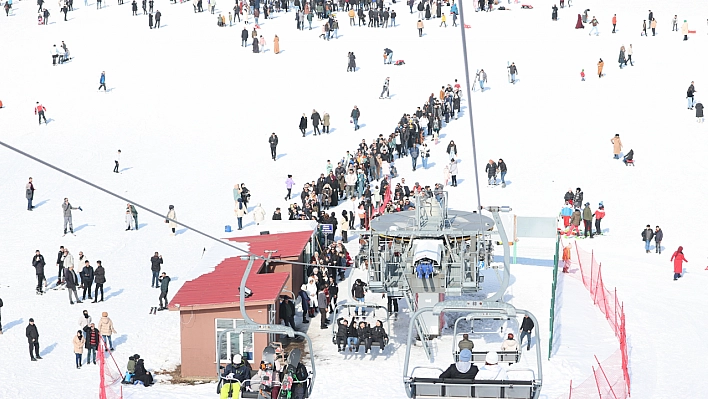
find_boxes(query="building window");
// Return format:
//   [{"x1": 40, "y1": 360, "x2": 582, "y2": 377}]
[{"x1": 216, "y1": 319, "x2": 254, "y2": 362}]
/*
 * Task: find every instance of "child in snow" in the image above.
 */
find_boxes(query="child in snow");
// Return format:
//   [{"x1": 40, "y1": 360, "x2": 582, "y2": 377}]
[
  {"x1": 562, "y1": 244, "x2": 571, "y2": 272},
  {"x1": 580, "y1": 69, "x2": 585, "y2": 81}
]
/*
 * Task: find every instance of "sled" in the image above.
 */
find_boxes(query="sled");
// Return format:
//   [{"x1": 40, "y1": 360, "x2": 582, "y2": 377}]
[
  {"x1": 464, "y1": 24, "x2": 470, "y2": 28},
  {"x1": 688, "y1": 30, "x2": 696, "y2": 34},
  {"x1": 394, "y1": 59, "x2": 405, "y2": 65},
  {"x1": 521, "y1": 4, "x2": 533, "y2": 9}
]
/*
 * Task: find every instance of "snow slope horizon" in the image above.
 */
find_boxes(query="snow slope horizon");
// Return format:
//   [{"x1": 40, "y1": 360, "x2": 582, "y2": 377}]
[{"x1": 1, "y1": 0, "x2": 707, "y2": 397}]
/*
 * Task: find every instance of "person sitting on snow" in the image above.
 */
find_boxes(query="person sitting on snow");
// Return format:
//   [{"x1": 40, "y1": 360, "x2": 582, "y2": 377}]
[{"x1": 132, "y1": 358, "x2": 154, "y2": 386}]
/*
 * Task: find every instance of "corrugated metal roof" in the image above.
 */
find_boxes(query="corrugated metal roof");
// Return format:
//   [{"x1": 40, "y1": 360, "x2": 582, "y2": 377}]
[{"x1": 169, "y1": 230, "x2": 313, "y2": 309}]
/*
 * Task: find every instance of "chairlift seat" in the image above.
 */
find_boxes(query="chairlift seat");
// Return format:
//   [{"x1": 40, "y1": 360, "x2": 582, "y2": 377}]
[{"x1": 409, "y1": 378, "x2": 535, "y2": 399}]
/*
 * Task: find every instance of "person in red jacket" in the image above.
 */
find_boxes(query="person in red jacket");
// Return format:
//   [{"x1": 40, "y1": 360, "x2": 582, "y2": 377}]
[
  {"x1": 594, "y1": 203, "x2": 605, "y2": 236},
  {"x1": 35, "y1": 102, "x2": 47, "y2": 125},
  {"x1": 670, "y1": 246, "x2": 687, "y2": 281}
]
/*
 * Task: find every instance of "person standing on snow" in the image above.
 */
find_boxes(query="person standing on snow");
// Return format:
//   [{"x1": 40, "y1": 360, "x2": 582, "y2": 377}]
[
  {"x1": 32, "y1": 250, "x2": 46, "y2": 294},
  {"x1": 380, "y1": 77, "x2": 390, "y2": 99},
  {"x1": 26, "y1": 318, "x2": 42, "y2": 361},
  {"x1": 560, "y1": 204, "x2": 573, "y2": 228},
  {"x1": 611, "y1": 134, "x2": 622, "y2": 158},
  {"x1": 285, "y1": 175, "x2": 295, "y2": 200},
  {"x1": 519, "y1": 315, "x2": 534, "y2": 350},
  {"x1": 626, "y1": 44, "x2": 634, "y2": 66},
  {"x1": 350, "y1": 105, "x2": 360, "y2": 130},
  {"x1": 671, "y1": 246, "x2": 687, "y2": 280},
  {"x1": 35, "y1": 102, "x2": 47, "y2": 124},
  {"x1": 573, "y1": 188, "x2": 583, "y2": 208},
  {"x1": 150, "y1": 252, "x2": 163, "y2": 288},
  {"x1": 299, "y1": 113, "x2": 308, "y2": 137},
  {"x1": 508, "y1": 62, "x2": 518, "y2": 83},
  {"x1": 498, "y1": 158, "x2": 507, "y2": 185},
  {"x1": 114, "y1": 149, "x2": 121, "y2": 173},
  {"x1": 98, "y1": 71, "x2": 106, "y2": 91},
  {"x1": 485, "y1": 159, "x2": 497, "y2": 186},
  {"x1": 687, "y1": 81, "x2": 696, "y2": 110},
  {"x1": 234, "y1": 198, "x2": 247, "y2": 230},
  {"x1": 450, "y1": 159, "x2": 459, "y2": 187},
  {"x1": 696, "y1": 100, "x2": 704, "y2": 123},
  {"x1": 99, "y1": 312, "x2": 116, "y2": 350},
  {"x1": 672, "y1": 15, "x2": 678, "y2": 31},
  {"x1": 588, "y1": 16, "x2": 599, "y2": 35},
  {"x1": 80, "y1": 260, "x2": 94, "y2": 301},
  {"x1": 618, "y1": 46, "x2": 626, "y2": 68},
  {"x1": 166, "y1": 205, "x2": 176, "y2": 235},
  {"x1": 650, "y1": 18, "x2": 657, "y2": 36},
  {"x1": 654, "y1": 226, "x2": 663, "y2": 254},
  {"x1": 154, "y1": 9, "x2": 161, "y2": 28},
  {"x1": 681, "y1": 20, "x2": 689, "y2": 41},
  {"x1": 62, "y1": 198, "x2": 81, "y2": 236},
  {"x1": 253, "y1": 203, "x2": 266, "y2": 225},
  {"x1": 597, "y1": 58, "x2": 604, "y2": 78},
  {"x1": 158, "y1": 272, "x2": 170, "y2": 310},
  {"x1": 322, "y1": 112, "x2": 330, "y2": 133},
  {"x1": 611, "y1": 14, "x2": 616, "y2": 33},
  {"x1": 478, "y1": 69, "x2": 487, "y2": 91},
  {"x1": 269, "y1": 132, "x2": 279, "y2": 160},
  {"x1": 93, "y1": 261, "x2": 105, "y2": 302},
  {"x1": 311, "y1": 109, "x2": 322, "y2": 135},
  {"x1": 582, "y1": 203, "x2": 594, "y2": 238},
  {"x1": 73, "y1": 330, "x2": 85, "y2": 368},
  {"x1": 26, "y1": 177, "x2": 35, "y2": 211},
  {"x1": 83, "y1": 322, "x2": 100, "y2": 364},
  {"x1": 569, "y1": 208, "x2": 581, "y2": 236},
  {"x1": 594, "y1": 203, "x2": 605, "y2": 235},
  {"x1": 66, "y1": 265, "x2": 82, "y2": 304},
  {"x1": 641, "y1": 224, "x2": 654, "y2": 253}
]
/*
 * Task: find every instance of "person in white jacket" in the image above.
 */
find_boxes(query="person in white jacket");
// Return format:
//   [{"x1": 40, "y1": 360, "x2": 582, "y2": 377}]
[
  {"x1": 500, "y1": 331, "x2": 519, "y2": 351},
  {"x1": 345, "y1": 169, "x2": 357, "y2": 199},
  {"x1": 306, "y1": 277, "x2": 318, "y2": 317},
  {"x1": 253, "y1": 203, "x2": 266, "y2": 225},
  {"x1": 449, "y1": 159, "x2": 459, "y2": 187},
  {"x1": 475, "y1": 351, "x2": 508, "y2": 380}
]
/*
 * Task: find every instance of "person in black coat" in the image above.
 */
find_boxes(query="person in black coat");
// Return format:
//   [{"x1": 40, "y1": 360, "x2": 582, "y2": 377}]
[
  {"x1": 148, "y1": 12, "x2": 153, "y2": 28},
  {"x1": 563, "y1": 189, "x2": 574, "y2": 205},
  {"x1": 241, "y1": 27, "x2": 249, "y2": 46},
  {"x1": 366, "y1": 320, "x2": 388, "y2": 352},
  {"x1": 355, "y1": 321, "x2": 370, "y2": 353},
  {"x1": 32, "y1": 250, "x2": 46, "y2": 294},
  {"x1": 154, "y1": 10, "x2": 161, "y2": 28},
  {"x1": 345, "y1": 317, "x2": 358, "y2": 351},
  {"x1": 519, "y1": 315, "x2": 534, "y2": 350},
  {"x1": 252, "y1": 37, "x2": 259, "y2": 53},
  {"x1": 93, "y1": 261, "x2": 106, "y2": 302},
  {"x1": 551, "y1": 4, "x2": 558, "y2": 21},
  {"x1": 311, "y1": 110, "x2": 322, "y2": 135},
  {"x1": 654, "y1": 226, "x2": 663, "y2": 254},
  {"x1": 498, "y1": 158, "x2": 508, "y2": 185},
  {"x1": 56, "y1": 246, "x2": 65, "y2": 284},
  {"x1": 439, "y1": 349, "x2": 478, "y2": 379},
  {"x1": 269, "y1": 132, "x2": 279, "y2": 160},
  {"x1": 80, "y1": 261, "x2": 94, "y2": 301},
  {"x1": 696, "y1": 101, "x2": 704, "y2": 122},
  {"x1": 133, "y1": 358, "x2": 154, "y2": 386},
  {"x1": 573, "y1": 188, "x2": 583, "y2": 208},
  {"x1": 335, "y1": 318, "x2": 349, "y2": 351},
  {"x1": 299, "y1": 113, "x2": 308, "y2": 137},
  {"x1": 485, "y1": 159, "x2": 497, "y2": 185},
  {"x1": 26, "y1": 318, "x2": 41, "y2": 361},
  {"x1": 66, "y1": 266, "x2": 82, "y2": 304}
]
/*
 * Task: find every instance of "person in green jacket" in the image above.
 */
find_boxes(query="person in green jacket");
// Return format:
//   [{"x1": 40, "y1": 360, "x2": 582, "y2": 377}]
[{"x1": 582, "y1": 203, "x2": 594, "y2": 238}]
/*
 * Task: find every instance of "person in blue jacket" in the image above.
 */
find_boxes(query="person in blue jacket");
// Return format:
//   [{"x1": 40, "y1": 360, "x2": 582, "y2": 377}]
[
  {"x1": 560, "y1": 204, "x2": 573, "y2": 228},
  {"x1": 98, "y1": 71, "x2": 106, "y2": 91}
]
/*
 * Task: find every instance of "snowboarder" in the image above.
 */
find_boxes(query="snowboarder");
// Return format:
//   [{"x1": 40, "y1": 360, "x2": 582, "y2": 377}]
[
  {"x1": 611, "y1": 134, "x2": 622, "y2": 158},
  {"x1": 98, "y1": 71, "x2": 106, "y2": 91},
  {"x1": 641, "y1": 225, "x2": 654, "y2": 253},
  {"x1": 654, "y1": 226, "x2": 663, "y2": 254},
  {"x1": 687, "y1": 81, "x2": 696, "y2": 110},
  {"x1": 26, "y1": 177, "x2": 35, "y2": 210},
  {"x1": 166, "y1": 205, "x2": 176, "y2": 235},
  {"x1": 62, "y1": 198, "x2": 81, "y2": 235},
  {"x1": 32, "y1": 250, "x2": 46, "y2": 294},
  {"x1": 26, "y1": 318, "x2": 42, "y2": 361},
  {"x1": 379, "y1": 77, "x2": 390, "y2": 99},
  {"x1": 671, "y1": 246, "x2": 687, "y2": 280},
  {"x1": 158, "y1": 272, "x2": 170, "y2": 310},
  {"x1": 269, "y1": 132, "x2": 278, "y2": 160},
  {"x1": 35, "y1": 102, "x2": 47, "y2": 124}
]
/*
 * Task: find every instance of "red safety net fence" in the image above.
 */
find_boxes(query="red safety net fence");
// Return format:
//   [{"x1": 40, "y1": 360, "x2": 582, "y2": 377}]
[
  {"x1": 555, "y1": 241, "x2": 631, "y2": 398},
  {"x1": 98, "y1": 337, "x2": 124, "y2": 399}
]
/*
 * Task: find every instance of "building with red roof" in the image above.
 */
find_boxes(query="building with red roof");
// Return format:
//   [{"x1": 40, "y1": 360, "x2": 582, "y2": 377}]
[{"x1": 168, "y1": 227, "x2": 315, "y2": 378}]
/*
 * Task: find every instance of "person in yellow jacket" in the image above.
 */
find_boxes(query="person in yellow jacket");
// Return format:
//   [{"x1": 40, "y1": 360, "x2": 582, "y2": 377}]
[
  {"x1": 440, "y1": 12, "x2": 446, "y2": 27},
  {"x1": 348, "y1": 8, "x2": 355, "y2": 25}
]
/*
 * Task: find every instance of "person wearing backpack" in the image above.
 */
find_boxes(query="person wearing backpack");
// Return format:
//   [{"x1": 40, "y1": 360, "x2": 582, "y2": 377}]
[{"x1": 292, "y1": 360, "x2": 309, "y2": 399}]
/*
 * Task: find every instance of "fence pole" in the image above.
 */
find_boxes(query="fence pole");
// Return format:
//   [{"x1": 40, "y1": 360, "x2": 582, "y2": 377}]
[
  {"x1": 592, "y1": 365, "x2": 602, "y2": 399},
  {"x1": 569, "y1": 379, "x2": 573, "y2": 399},
  {"x1": 595, "y1": 354, "x2": 620, "y2": 399},
  {"x1": 614, "y1": 287, "x2": 619, "y2": 333},
  {"x1": 574, "y1": 242, "x2": 585, "y2": 287}
]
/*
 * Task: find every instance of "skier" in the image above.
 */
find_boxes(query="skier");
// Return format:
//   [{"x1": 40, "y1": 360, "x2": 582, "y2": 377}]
[
  {"x1": 299, "y1": 113, "x2": 307, "y2": 136},
  {"x1": 26, "y1": 177, "x2": 35, "y2": 211},
  {"x1": 350, "y1": 105, "x2": 360, "y2": 130},
  {"x1": 379, "y1": 77, "x2": 390, "y2": 99},
  {"x1": 611, "y1": 134, "x2": 622, "y2": 158},
  {"x1": 588, "y1": 16, "x2": 599, "y2": 36},
  {"x1": 98, "y1": 71, "x2": 106, "y2": 91},
  {"x1": 93, "y1": 261, "x2": 105, "y2": 302},
  {"x1": 671, "y1": 246, "x2": 687, "y2": 280},
  {"x1": 99, "y1": 312, "x2": 116, "y2": 350},
  {"x1": 311, "y1": 109, "x2": 321, "y2": 135},
  {"x1": 654, "y1": 226, "x2": 663, "y2": 254},
  {"x1": 508, "y1": 62, "x2": 518, "y2": 83},
  {"x1": 35, "y1": 102, "x2": 47, "y2": 124},
  {"x1": 158, "y1": 272, "x2": 170, "y2": 310},
  {"x1": 582, "y1": 203, "x2": 593, "y2": 238},
  {"x1": 26, "y1": 318, "x2": 42, "y2": 361},
  {"x1": 269, "y1": 132, "x2": 278, "y2": 160},
  {"x1": 594, "y1": 203, "x2": 605, "y2": 236},
  {"x1": 641, "y1": 224, "x2": 654, "y2": 253},
  {"x1": 687, "y1": 81, "x2": 696, "y2": 110},
  {"x1": 66, "y1": 265, "x2": 82, "y2": 304},
  {"x1": 62, "y1": 198, "x2": 81, "y2": 236},
  {"x1": 32, "y1": 250, "x2": 46, "y2": 294},
  {"x1": 485, "y1": 159, "x2": 497, "y2": 185},
  {"x1": 166, "y1": 205, "x2": 176, "y2": 235}
]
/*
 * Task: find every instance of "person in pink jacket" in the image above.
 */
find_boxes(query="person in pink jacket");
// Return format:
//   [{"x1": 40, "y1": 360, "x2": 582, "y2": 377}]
[{"x1": 671, "y1": 246, "x2": 687, "y2": 281}]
